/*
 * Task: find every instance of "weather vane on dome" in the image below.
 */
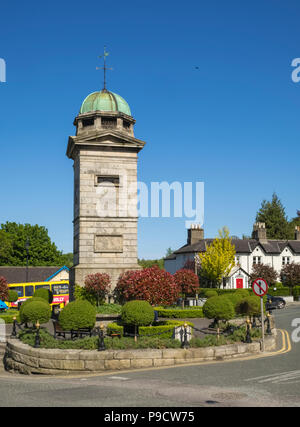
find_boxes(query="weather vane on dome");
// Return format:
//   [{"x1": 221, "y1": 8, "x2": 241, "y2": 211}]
[{"x1": 96, "y1": 46, "x2": 113, "y2": 91}]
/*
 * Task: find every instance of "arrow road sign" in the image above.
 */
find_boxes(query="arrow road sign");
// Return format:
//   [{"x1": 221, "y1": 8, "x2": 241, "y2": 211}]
[{"x1": 252, "y1": 278, "x2": 268, "y2": 297}]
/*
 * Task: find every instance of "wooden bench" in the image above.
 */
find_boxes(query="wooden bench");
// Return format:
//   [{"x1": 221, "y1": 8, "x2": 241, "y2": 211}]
[{"x1": 52, "y1": 320, "x2": 93, "y2": 340}]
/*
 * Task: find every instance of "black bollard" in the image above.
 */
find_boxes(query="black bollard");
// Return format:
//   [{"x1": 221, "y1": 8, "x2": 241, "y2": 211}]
[
  {"x1": 266, "y1": 313, "x2": 272, "y2": 335},
  {"x1": 98, "y1": 324, "x2": 106, "y2": 351},
  {"x1": 252, "y1": 316, "x2": 257, "y2": 328},
  {"x1": 245, "y1": 319, "x2": 252, "y2": 343},
  {"x1": 11, "y1": 317, "x2": 17, "y2": 338}
]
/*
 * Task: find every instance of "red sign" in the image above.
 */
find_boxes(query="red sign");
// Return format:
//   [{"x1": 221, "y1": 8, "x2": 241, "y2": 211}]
[{"x1": 252, "y1": 278, "x2": 268, "y2": 297}]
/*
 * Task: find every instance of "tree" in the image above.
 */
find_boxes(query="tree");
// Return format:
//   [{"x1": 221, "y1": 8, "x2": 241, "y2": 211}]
[
  {"x1": 281, "y1": 262, "x2": 300, "y2": 289},
  {"x1": 0, "y1": 222, "x2": 64, "y2": 266},
  {"x1": 198, "y1": 227, "x2": 236, "y2": 288},
  {"x1": 114, "y1": 266, "x2": 180, "y2": 306},
  {"x1": 0, "y1": 276, "x2": 8, "y2": 301},
  {"x1": 173, "y1": 269, "x2": 199, "y2": 307},
  {"x1": 255, "y1": 193, "x2": 292, "y2": 240},
  {"x1": 84, "y1": 273, "x2": 111, "y2": 306},
  {"x1": 249, "y1": 263, "x2": 278, "y2": 287}
]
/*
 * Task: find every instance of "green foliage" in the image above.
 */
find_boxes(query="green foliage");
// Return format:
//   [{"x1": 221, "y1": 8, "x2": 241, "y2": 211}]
[
  {"x1": 59, "y1": 300, "x2": 96, "y2": 330},
  {"x1": 0, "y1": 222, "x2": 65, "y2": 266},
  {"x1": 107, "y1": 320, "x2": 194, "y2": 339},
  {"x1": 121, "y1": 300, "x2": 154, "y2": 326},
  {"x1": 33, "y1": 288, "x2": 53, "y2": 304},
  {"x1": 138, "y1": 258, "x2": 164, "y2": 269},
  {"x1": 74, "y1": 284, "x2": 97, "y2": 306},
  {"x1": 235, "y1": 296, "x2": 262, "y2": 316},
  {"x1": 18, "y1": 328, "x2": 182, "y2": 350},
  {"x1": 7, "y1": 289, "x2": 18, "y2": 303},
  {"x1": 198, "y1": 226, "x2": 236, "y2": 287},
  {"x1": 19, "y1": 297, "x2": 51, "y2": 323},
  {"x1": 0, "y1": 309, "x2": 20, "y2": 323},
  {"x1": 267, "y1": 287, "x2": 290, "y2": 296},
  {"x1": 202, "y1": 296, "x2": 235, "y2": 322},
  {"x1": 21, "y1": 300, "x2": 51, "y2": 324},
  {"x1": 155, "y1": 306, "x2": 204, "y2": 318},
  {"x1": 255, "y1": 193, "x2": 293, "y2": 240},
  {"x1": 205, "y1": 290, "x2": 218, "y2": 298},
  {"x1": 96, "y1": 303, "x2": 122, "y2": 314}
]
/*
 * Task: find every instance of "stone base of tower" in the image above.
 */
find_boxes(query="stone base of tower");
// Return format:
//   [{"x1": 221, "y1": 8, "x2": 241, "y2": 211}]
[{"x1": 69, "y1": 263, "x2": 142, "y2": 302}]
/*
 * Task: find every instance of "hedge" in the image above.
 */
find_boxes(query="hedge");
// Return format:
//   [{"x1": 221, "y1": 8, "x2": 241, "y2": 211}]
[
  {"x1": 155, "y1": 307, "x2": 204, "y2": 318},
  {"x1": 267, "y1": 287, "x2": 291, "y2": 297},
  {"x1": 107, "y1": 320, "x2": 194, "y2": 339},
  {"x1": 0, "y1": 310, "x2": 20, "y2": 324}
]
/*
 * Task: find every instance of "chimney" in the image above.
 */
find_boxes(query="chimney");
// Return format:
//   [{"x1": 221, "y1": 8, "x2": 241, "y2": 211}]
[
  {"x1": 187, "y1": 224, "x2": 204, "y2": 245},
  {"x1": 295, "y1": 226, "x2": 300, "y2": 241},
  {"x1": 252, "y1": 222, "x2": 267, "y2": 242}
]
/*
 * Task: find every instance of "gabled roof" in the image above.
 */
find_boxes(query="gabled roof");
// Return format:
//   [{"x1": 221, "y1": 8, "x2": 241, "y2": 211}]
[
  {"x1": 165, "y1": 237, "x2": 300, "y2": 260},
  {"x1": 0, "y1": 266, "x2": 69, "y2": 284}
]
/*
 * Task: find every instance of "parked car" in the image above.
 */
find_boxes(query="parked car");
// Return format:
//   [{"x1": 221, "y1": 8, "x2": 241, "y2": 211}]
[{"x1": 266, "y1": 295, "x2": 286, "y2": 310}]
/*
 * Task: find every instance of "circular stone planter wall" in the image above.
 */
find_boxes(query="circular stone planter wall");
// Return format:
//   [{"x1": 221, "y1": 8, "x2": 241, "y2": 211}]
[{"x1": 4, "y1": 333, "x2": 276, "y2": 375}]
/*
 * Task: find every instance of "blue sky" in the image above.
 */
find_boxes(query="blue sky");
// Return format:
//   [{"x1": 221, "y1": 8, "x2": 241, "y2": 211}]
[{"x1": 0, "y1": 0, "x2": 300, "y2": 259}]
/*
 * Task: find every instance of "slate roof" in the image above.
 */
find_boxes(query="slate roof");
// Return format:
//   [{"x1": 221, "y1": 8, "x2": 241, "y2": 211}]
[
  {"x1": 0, "y1": 267, "x2": 69, "y2": 284},
  {"x1": 168, "y1": 238, "x2": 300, "y2": 259}
]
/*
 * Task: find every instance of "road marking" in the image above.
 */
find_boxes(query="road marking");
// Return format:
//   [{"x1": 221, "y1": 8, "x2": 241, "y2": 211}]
[
  {"x1": 108, "y1": 376, "x2": 130, "y2": 380},
  {"x1": 245, "y1": 370, "x2": 300, "y2": 384}
]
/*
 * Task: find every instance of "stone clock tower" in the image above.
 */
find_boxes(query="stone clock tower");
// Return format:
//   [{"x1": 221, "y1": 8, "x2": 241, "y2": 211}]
[{"x1": 66, "y1": 86, "x2": 145, "y2": 297}]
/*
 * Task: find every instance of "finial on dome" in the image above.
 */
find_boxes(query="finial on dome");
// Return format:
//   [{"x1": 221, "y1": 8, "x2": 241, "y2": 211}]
[{"x1": 96, "y1": 46, "x2": 113, "y2": 91}]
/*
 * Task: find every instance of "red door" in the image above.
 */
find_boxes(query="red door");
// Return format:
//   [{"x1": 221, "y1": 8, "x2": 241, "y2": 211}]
[{"x1": 236, "y1": 278, "x2": 243, "y2": 289}]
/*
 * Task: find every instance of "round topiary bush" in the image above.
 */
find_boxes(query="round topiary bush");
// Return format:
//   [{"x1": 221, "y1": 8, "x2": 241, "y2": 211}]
[
  {"x1": 58, "y1": 300, "x2": 96, "y2": 331},
  {"x1": 121, "y1": 300, "x2": 154, "y2": 326},
  {"x1": 33, "y1": 288, "x2": 53, "y2": 304},
  {"x1": 202, "y1": 296, "x2": 235, "y2": 323},
  {"x1": 235, "y1": 295, "x2": 263, "y2": 317},
  {"x1": 19, "y1": 297, "x2": 51, "y2": 323},
  {"x1": 21, "y1": 300, "x2": 51, "y2": 325},
  {"x1": 7, "y1": 290, "x2": 18, "y2": 303}
]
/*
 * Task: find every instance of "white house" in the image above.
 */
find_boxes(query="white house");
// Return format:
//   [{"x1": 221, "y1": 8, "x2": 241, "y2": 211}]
[{"x1": 164, "y1": 223, "x2": 300, "y2": 289}]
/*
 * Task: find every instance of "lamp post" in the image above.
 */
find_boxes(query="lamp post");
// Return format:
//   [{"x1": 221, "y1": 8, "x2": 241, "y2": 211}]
[{"x1": 25, "y1": 239, "x2": 30, "y2": 283}]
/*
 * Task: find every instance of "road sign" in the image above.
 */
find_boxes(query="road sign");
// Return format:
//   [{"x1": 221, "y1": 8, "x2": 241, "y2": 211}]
[{"x1": 252, "y1": 278, "x2": 268, "y2": 297}]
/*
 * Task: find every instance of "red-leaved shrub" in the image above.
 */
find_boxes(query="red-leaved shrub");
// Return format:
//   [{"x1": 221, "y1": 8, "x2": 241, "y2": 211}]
[
  {"x1": 114, "y1": 266, "x2": 180, "y2": 306},
  {"x1": 84, "y1": 273, "x2": 111, "y2": 306},
  {"x1": 173, "y1": 268, "x2": 199, "y2": 295},
  {"x1": 0, "y1": 276, "x2": 8, "y2": 301}
]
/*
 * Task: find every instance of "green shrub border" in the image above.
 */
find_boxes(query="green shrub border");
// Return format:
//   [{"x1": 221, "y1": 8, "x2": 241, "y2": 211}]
[
  {"x1": 107, "y1": 320, "x2": 194, "y2": 339},
  {"x1": 155, "y1": 307, "x2": 204, "y2": 318}
]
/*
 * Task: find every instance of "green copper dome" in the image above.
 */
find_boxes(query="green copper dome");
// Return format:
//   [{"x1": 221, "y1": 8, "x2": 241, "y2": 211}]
[{"x1": 80, "y1": 89, "x2": 131, "y2": 116}]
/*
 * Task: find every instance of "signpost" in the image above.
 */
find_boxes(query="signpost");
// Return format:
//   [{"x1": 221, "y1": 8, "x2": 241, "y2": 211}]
[{"x1": 252, "y1": 278, "x2": 268, "y2": 352}]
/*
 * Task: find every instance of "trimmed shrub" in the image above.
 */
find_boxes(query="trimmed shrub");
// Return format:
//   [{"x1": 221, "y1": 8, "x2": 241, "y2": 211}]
[
  {"x1": 205, "y1": 290, "x2": 218, "y2": 299},
  {"x1": 155, "y1": 307, "x2": 204, "y2": 318},
  {"x1": 19, "y1": 297, "x2": 51, "y2": 323},
  {"x1": 74, "y1": 284, "x2": 97, "y2": 306},
  {"x1": 33, "y1": 288, "x2": 53, "y2": 304},
  {"x1": 7, "y1": 290, "x2": 18, "y2": 303},
  {"x1": 114, "y1": 266, "x2": 180, "y2": 306},
  {"x1": 235, "y1": 295, "x2": 264, "y2": 317},
  {"x1": 121, "y1": 300, "x2": 154, "y2": 326},
  {"x1": 21, "y1": 300, "x2": 51, "y2": 325},
  {"x1": 202, "y1": 296, "x2": 235, "y2": 323},
  {"x1": 58, "y1": 300, "x2": 96, "y2": 330},
  {"x1": 107, "y1": 319, "x2": 194, "y2": 339}
]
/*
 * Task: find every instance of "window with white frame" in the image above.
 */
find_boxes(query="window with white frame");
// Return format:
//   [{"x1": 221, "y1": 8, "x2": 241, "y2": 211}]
[
  {"x1": 282, "y1": 256, "x2": 290, "y2": 265},
  {"x1": 253, "y1": 256, "x2": 262, "y2": 265}
]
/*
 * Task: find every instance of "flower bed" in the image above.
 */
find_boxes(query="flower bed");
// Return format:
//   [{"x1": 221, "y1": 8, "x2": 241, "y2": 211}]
[{"x1": 107, "y1": 320, "x2": 194, "y2": 338}]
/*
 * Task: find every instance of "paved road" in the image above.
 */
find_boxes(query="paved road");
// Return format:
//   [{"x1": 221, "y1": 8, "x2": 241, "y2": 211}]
[{"x1": 0, "y1": 304, "x2": 299, "y2": 407}]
